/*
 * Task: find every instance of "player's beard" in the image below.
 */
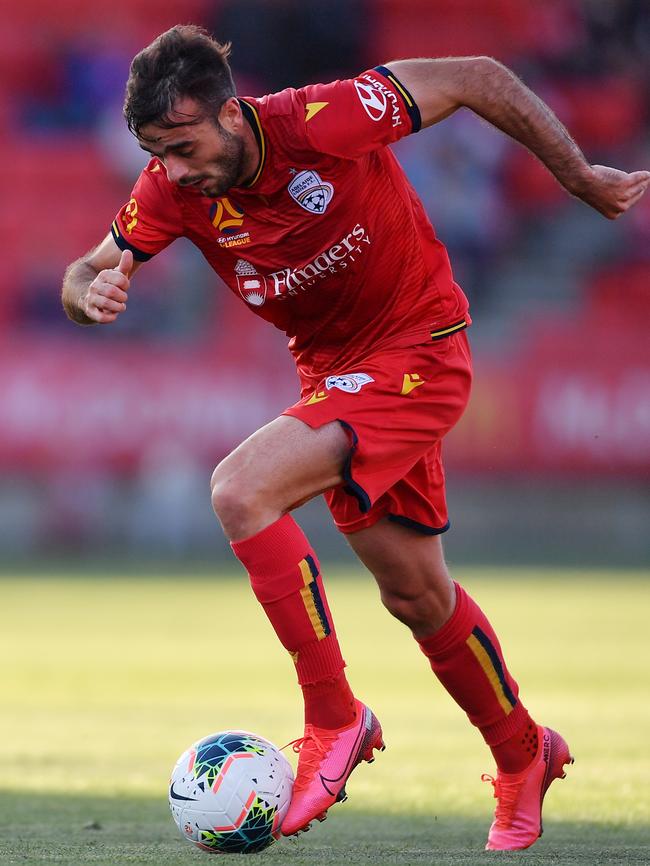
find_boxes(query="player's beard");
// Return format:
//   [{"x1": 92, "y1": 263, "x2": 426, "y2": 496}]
[{"x1": 200, "y1": 126, "x2": 246, "y2": 198}]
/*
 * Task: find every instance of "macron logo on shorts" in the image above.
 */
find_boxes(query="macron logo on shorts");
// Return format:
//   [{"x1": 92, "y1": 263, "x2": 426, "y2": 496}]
[{"x1": 401, "y1": 373, "x2": 425, "y2": 395}]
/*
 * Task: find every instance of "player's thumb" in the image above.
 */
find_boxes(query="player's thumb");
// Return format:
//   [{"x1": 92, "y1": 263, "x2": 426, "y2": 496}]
[
  {"x1": 116, "y1": 249, "x2": 133, "y2": 277},
  {"x1": 629, "y1": 170, "x2": 650, "y2": 185}
]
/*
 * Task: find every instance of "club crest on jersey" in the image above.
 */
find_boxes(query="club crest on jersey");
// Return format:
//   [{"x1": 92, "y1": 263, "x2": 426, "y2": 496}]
[
  {"x1": 288, "y1": 169, "x2": 334, "y2": 214},
  {"x1": 235, "y1": 259, "x2": 267, "y2": 307},
  {"x1": 325, "y1": 373, "x2": 374, "y2": 394}
]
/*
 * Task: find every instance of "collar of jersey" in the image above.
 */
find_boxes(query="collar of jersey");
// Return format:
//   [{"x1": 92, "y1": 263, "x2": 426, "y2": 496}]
[{"x1": 238, "y1": 98, "x2": 266, "y2": 188}]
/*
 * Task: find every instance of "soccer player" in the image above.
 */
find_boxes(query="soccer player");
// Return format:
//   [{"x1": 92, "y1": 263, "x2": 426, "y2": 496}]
[{"x1": 61, "y1": 26, "x2": 649, "y2": 850}]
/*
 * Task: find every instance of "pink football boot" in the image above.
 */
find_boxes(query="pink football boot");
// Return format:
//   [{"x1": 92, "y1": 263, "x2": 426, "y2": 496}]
[
  {"x1": 483, "y1": 725, "x2": 574, "y2": 850},
  {"x1": 281, "y1": 699, "x2": 384, "y2": 836}
]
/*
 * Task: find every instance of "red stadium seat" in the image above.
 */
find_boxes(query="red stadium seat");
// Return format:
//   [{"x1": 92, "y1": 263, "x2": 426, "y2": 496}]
[
  {"x1": 370, "y1": 0, "x2": 577, "y2": 62},
  {"x1": 0, "y1": 134, "x2": 129, "y2": 329},
  {"x1": 502, "y1": 147, "x2": 565, "y2": 212},
  {"x1": 0, "y1": 24, "x2": 59, "y2": 92},
  {"x1": 585, "y1": 263, "x2": 650, "y2": 329},
  {"x1": 7, "y1": 0, "x2": 211, "y2": 42},
  {"x1": 558, "y1": 77, "x2": 646, "y2": 151}
]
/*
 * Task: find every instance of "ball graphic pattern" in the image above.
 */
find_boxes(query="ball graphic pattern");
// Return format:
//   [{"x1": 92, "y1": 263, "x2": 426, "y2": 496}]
[{"x1": 169, "y1": 731, "x2": 294, "y2": 854}]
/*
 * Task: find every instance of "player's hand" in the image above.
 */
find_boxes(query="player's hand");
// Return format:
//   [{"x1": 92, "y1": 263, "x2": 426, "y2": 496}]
[
  {"x1": 81, "y1": 249, "x2": 133, "y2": 324},
  {"x1": 572, "y1": 165, "x2": 650, "y2": 220}
]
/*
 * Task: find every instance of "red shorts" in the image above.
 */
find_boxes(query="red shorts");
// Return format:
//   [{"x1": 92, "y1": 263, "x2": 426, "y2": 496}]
[{"x1": 283, "y1": 329, "x2": 472, "y2": 535}]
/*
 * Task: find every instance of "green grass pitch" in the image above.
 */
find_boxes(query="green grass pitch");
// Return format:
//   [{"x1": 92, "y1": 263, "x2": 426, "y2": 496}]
[{"x1": 1, "y1": 567, "x2": 648, "y2": 865}]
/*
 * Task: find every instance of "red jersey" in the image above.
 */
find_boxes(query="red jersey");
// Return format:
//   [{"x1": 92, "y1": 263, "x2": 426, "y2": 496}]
[{"x1": 111, "y1": 66, "x2": 470, "y2": 384}]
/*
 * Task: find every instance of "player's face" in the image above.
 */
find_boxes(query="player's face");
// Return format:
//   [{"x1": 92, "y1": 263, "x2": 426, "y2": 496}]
[{"x1": 138, "y1": 97, "x2": 251, "y2": 198}]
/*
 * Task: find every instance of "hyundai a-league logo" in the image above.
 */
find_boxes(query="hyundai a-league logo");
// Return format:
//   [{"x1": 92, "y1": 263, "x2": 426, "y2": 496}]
[
  {"x1": 325, "y1": 373, "x2": 374, "y2": 393},
  {"x1": 288, "y1": 169, "x2": 334, "y2": 214},
  {"x1": 235, "y1": 259, "x2": 267, "y2": 307}
]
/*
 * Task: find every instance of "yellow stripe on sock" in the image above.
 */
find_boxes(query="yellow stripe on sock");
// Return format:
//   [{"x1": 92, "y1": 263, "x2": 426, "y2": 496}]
[
  {"x1": 466, "y1": 633, "x2": 514, "y2": 715},
  {"x1": 299, "y1": 559, "x2": 327, "y2": 640},
  {"x1": 299, "y1": 559, "x2": 313, "y2": 586}
]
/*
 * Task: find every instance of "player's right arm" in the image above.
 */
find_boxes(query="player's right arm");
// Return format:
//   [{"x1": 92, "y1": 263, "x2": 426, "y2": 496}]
[
  {"x1": 62, "y1": 235, "x2": 142, "y2": 326},
  {"x1": 62, "y1": 158, "x2": 183, "y2": 326}
]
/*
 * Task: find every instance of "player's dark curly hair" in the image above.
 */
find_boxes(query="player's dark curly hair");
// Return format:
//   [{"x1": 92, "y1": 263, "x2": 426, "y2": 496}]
[{"x1": 124, "y1": 25, "x2": 235, "y2": 137}]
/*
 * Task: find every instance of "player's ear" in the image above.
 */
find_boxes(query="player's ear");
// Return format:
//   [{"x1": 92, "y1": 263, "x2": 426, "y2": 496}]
[{"x1": 218, "y1": 97, "x2": 242, "y2": 135}]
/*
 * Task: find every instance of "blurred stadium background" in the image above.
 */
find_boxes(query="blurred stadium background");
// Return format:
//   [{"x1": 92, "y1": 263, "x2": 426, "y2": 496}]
[{"x1": 1, "y1": 0, "x2": 649, "y2": 568}]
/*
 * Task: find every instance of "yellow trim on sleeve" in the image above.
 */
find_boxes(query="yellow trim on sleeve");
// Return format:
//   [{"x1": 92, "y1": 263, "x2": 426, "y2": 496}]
[
  {"x1": 430, "y1": 320, "x2": 468, "y2": 339},
  {"x1": 387, "y1": 74, "x2": 413, "y2": 107}
]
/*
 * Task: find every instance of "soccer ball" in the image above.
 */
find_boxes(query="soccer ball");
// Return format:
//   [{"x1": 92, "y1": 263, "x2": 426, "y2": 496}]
[{"x1": 169, "y1": 730, "x2": 294, "y2": 854}]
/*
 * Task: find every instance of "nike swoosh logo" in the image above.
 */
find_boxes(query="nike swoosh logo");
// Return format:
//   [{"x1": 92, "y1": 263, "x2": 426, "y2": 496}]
[
  {"x1": 319, "y1": 710, "x2": 369, "y2": 796},
  {"x1": 169, "y1": 782, "x2": 198, "y2": 802}
]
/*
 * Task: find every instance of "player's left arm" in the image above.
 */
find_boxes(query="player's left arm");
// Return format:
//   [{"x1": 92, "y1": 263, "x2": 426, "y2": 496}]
[{"x1": 386, "y1": 57, "x2": 650, "y2": 220}]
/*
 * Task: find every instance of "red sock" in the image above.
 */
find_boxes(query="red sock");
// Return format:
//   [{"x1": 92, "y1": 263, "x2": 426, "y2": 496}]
[
  {"x1": 231, "y1": 514, "x2": 356, "y2": 729},
  {"x1": 490, "y1": 716, "x2": 539, "y2": 773},
  {"x1": 301, "y1": 672, "x2": 356, "y2": 730},
  {"x1": 418, "y1": 582, "x2": 535, "y2": 771}
]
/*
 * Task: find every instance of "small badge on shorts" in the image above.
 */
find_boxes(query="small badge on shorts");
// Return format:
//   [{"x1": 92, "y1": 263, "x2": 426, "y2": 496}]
[{"x1": 325, "y1": 373, "x2": 374, "y2": 394}]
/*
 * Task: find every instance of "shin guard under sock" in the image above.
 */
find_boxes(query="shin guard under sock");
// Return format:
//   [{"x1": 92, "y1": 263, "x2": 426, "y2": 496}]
[
  {"x1": 418, "y1": 582, "x2": 534, "y2": 767},
  {"x1": 231, "y1": 514, "x2": 356, "y2": 728}
]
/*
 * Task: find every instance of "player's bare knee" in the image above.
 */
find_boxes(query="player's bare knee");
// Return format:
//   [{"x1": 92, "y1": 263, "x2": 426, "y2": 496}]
[
  {"x1": 380, "y1": 586, "x2": 425, "y2": 625},
  {"x1": 211, "y1": 461, "x2": 278, "y2": 540},
  {"x1": 380, "y1": 581, "x2": 455, "y2": 635},
  {"x1": 211, "y1": 466, "x2": 252, "y2": 530}
]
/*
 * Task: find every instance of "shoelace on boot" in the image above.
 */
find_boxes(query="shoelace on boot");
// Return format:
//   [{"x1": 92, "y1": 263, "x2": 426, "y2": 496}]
[
  {"x1": 482, "y1": 773, "x2": 520, "y2": 826},
  {"x1": 283, "y1": 726, "x2": 337, "y2": 793}
]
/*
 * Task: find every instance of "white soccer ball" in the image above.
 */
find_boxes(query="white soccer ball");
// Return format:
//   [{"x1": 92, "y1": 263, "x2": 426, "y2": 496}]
[{"x1": 169, "y1": 730, "x2": 294, "y2": 854}]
